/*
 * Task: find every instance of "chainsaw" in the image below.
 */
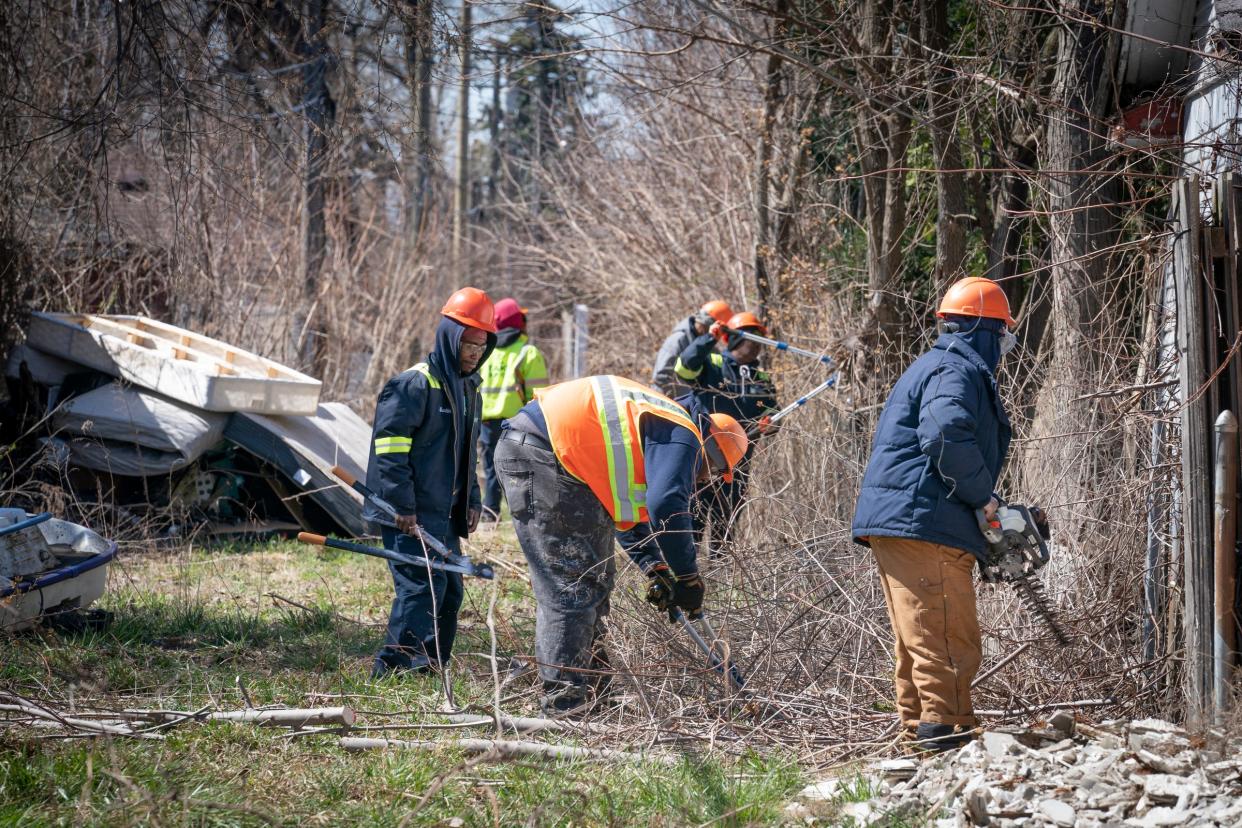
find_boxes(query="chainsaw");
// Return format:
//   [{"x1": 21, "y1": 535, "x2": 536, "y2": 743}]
[{"x1": 975, "y1": 503, "x2": 1071, "y2": 646}]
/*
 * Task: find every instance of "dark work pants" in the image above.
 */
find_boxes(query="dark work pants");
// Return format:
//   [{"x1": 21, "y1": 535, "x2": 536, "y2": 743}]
[
  {"x1": 478, "y1": 419, "x2": 505, "y2": 515},
  {"x1": 495, "y1": 431, "x2": 616, "y2": 708},
  {"x1": 373, "y1": 525, "x2": 465, "y2": 677}
]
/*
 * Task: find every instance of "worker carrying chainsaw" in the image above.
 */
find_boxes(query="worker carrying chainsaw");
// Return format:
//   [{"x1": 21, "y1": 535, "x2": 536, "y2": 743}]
[
  {"x1": 651, "y1": 299, "x2": 733, "y2": 397},
  {"x1": 365, "y1": 287, "x2": 497, "y2": 679},
  {"x1": 476, "y1": 298, "x2": 549, "y2": 521},
  {"x1": 851, "y1": 276, "x2": 1018, "y2": 752},
  {"x1": 494, "y1": 375, "x2": 748, "y2": 714},
  {"x1": 674, "y1": 311, "x2": 778, "y2": 550}
]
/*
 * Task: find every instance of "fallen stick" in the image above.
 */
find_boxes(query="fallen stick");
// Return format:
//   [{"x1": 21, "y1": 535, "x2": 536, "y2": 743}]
[
  {"x1": 441, "y1": 713, "x2": 608, "y2": 734},
  {"x1": 0, "y1": 702, "x2": 160, "y2": 739},
  {"x1": 207, "y1": 707, "x2": 355, "y2": 728},
  {"x1": 339, "y1": 736, "x2": 673, "y2": 764},
  {"x1": 975, "y1": 698, "x2": 1114, "y2": 717},
  {"x1": 972, "y1": 642, "x2": 1032, "y2": 689}
]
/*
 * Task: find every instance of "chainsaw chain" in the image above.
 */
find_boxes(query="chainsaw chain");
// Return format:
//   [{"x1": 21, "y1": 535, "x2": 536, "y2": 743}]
[{"x1": 1012, "y1": 574, "x2": 1072, "y2": 646}]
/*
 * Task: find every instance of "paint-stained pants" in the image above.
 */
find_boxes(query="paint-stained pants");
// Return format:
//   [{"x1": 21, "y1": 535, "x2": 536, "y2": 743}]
[
  {"x1": 373, "y1": 526, "x2": 464, "y2": 676},
  {"x1": 495, "y1": 431, "x2": 616, "y2": 706},
  {"x1": 870, "y1": 537, "x2": 982, "y2": 729},
  {"x1": 478, "y1": 418, "x2": 505, "y2": 515}
]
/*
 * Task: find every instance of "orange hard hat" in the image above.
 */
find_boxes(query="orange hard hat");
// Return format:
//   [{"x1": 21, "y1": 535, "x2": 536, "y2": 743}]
[
  {"x1": 700, "y1": 300, "x2": 733, "y2": 325},
  {"x1": 705, "y1": 413, "x2": 749, "y2": 483},
  {"x1": 936, "y1": 277, "x2": 1016, "y2": 328},
  {"x1": 726, "y1": 311, "x2": 768, "y2": 336},
  {"x1": 441, "y1": 286, "x2": 498, "y2": 333}
]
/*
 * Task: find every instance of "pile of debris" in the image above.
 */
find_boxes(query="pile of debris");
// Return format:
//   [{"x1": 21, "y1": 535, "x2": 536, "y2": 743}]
[
  {"x1": 4, "y1": 312, "x2": 370, "y2": 538},
  {"x1": 790, "y1": 716, "x2": 1242, "y2": 826}
]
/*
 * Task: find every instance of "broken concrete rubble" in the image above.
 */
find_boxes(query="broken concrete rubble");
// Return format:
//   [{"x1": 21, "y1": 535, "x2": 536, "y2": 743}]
[{"x1": 786, "y1": 717, "x2": 1242, "y2": 826}]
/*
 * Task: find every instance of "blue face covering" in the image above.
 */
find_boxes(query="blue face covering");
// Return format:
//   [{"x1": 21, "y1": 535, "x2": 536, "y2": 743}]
[{"x1": 941, "y1": 315, "x2": 1006, "y2": 374}]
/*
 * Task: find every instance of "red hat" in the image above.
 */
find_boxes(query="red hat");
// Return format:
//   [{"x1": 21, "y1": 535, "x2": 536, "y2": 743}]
[{"x1": 494, "y1": 297, "x2": 527, "y2": 331}]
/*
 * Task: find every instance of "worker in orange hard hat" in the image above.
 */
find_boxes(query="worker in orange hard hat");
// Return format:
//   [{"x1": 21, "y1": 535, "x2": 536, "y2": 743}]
[
  {"x1": 674, "y1": 310, "x2": 779, "y2": 553},
  {"x1": 651, "y1": 299, "x2": 734, "y2": 397},
  {"x1": 365, "y1": 286, "x2": 497, "y2": 678},
  {"x1": 494, "y1": 375, "x2": 747, "y2": 714},
  {"x1": 852, "y1": 275, "x2": 1021, "y2": 752}
]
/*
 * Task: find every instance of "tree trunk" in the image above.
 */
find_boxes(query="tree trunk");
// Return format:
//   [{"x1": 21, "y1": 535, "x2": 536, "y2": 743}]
[
  {"x1": 298, "y1": 0, "x2": 334, "y2": 376},
  {"x1": 406, "y1": 0, "x2": 434, "y2": 241},
  {"x1": 752, "y1": 0, "x2": 788, "y2": 320},
  {"x1": 919, "y1": 0, "x2": 968, "y2": 287},
  {"x1": 854, "y1": 0, "x2": 911, "y2": 355},
  {"x1": 1027, "y1": 0, "x2": 1121, "y2": 524}
]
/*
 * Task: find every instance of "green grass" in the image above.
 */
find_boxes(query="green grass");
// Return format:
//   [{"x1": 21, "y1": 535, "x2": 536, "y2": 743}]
[{"x1": 1, "y1": 532, "x2": 806, "y2": 826}]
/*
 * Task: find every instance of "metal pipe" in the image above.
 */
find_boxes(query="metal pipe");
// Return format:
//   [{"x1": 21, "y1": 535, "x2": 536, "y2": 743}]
[
  {"x1": 1214, "y1": 410, "x2": 1238, "y2": 722},
  {"x1": 0, "y1": 512, "x2": 52, "y2": 538}
]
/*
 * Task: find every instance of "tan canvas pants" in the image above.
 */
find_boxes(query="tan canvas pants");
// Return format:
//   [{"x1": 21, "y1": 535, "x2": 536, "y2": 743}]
[{"x1": 871, "y1": 537, "x2": 982, "y2": 729}]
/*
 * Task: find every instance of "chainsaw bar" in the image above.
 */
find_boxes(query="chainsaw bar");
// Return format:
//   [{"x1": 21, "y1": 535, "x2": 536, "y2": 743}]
[{"x1": 1012, "y1": 573, "x2": 1071, "y2": 646}]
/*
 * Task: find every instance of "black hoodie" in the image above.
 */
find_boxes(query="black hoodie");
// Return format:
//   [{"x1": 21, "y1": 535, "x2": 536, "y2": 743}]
[{"x1": 365, "y1": 318, "x2": 497, "y2": 540}]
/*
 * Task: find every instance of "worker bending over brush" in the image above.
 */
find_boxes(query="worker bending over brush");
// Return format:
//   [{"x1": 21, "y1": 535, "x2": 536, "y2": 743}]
[
  {"x1": 365, "y1": 287, "x2": 497, "y2": 678},
  {"x1": 477, "y1": 297, "x2": 549, "y2": 520},
  {"x1": 852, "y1": 276, "x2": 1016, "y2": 751},
  {"x1": 494, "y1": 375, "x2": 747, "y2": 714},
  {"x1": 675, "y1": 311, "x2": 778, "y2": 551},
  {"x1": 651, "y1": 299, "x2": 732, "y2": 397}
]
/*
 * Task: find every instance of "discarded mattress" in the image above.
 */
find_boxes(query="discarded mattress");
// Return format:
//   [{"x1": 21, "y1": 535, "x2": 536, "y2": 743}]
[
  {"x1": 224, "y1": 403, "x2": 369, "y2": 537},
  {"x1": 0, "y1": 509, "x2": 116, "y2": 632},
  {"x1": 26, "y1": 312, "x2": 322, "y2": 415},
  {"x1": 5, "y1": 343, "x2": 85, "y2": 387},
  {"x1": 44, "y1": 382, "x2": 228, "y2": 476}
]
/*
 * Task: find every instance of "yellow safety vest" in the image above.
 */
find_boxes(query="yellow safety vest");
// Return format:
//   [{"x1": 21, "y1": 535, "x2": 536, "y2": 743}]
[{"x1": 479, "y1": 335, "x2": 549, "y2": 420}]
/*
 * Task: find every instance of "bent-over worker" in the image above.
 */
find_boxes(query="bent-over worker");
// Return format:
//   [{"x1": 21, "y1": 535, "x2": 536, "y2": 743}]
[{"x1": 494, "y1": 375, "x2": 747, "y2": 713}]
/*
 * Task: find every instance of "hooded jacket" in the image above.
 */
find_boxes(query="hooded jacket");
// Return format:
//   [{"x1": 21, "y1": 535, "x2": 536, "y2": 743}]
[
  {"x1": 365, "y1": 318, "x2": 497, "y2": 538},
  {"x1": 675, "y1": 332, "x2": 778, "y2": 426},
  {"x1": 651, "y1": 316, "x2": 701, "y2": 396},
  {"x1": 851, "y1": 319, "x2": 1012, "y2": 559}
]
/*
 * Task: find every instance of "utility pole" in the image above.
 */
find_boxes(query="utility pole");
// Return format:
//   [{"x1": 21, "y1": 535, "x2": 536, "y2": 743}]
[{"x1": 453, "y1": 0, "x2": 471, "y2": 280}]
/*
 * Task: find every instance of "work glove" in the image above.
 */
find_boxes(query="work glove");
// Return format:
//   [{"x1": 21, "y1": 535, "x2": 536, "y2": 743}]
[
  {"x1": 646, "y1": 565, "x2": 706, "y2": 622},
  {"x1": 394, "y1": 513, "x2": 420, "y2": 535},
  {"x1": 709, "y1": 322, "x2": 731, "y2": 342},
  {"x1": 1030, "y1": 505, "x2": 1051, "y2": 540},
  {"x1": 693, "y1": 311, "x2": 715, "y2": 332}
]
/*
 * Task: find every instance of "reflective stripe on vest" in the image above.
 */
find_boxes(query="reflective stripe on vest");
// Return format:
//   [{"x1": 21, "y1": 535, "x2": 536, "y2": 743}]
[{"x1": 537, "y1": 375, "x2": 701, "y2": 529}]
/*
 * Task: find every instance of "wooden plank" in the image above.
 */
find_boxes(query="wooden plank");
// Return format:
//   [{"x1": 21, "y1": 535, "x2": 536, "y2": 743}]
[{"x1": 1175, "y1": 175, "x2": 1215, "y2": 724}]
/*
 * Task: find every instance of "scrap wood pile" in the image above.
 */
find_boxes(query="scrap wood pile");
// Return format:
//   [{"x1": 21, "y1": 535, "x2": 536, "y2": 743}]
[
  {"x1": 789, "y1": 716, "x2": 1242, "y2": 827},
  {"x1": 3, "y1": 312, "x2": 371, "y2": 539}
]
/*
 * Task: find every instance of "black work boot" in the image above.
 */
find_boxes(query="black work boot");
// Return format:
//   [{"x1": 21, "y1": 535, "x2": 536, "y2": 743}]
[{"x1": 914, "y1": 722, "x2": 974, "y2": 753}]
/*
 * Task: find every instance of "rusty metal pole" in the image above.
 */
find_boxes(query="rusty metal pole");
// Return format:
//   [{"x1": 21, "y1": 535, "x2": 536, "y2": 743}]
[{"x1": 1215, "y1": 410, "x2": 1239, "y2": 722}]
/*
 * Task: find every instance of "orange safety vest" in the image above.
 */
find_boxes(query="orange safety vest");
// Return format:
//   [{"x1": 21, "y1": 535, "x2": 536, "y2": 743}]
[{"x1": 536, "y1": 375, "x2": 702, "y2": 529}]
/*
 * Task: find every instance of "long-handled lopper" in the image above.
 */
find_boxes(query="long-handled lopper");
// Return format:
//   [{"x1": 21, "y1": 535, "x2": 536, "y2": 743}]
[
  {"x1": 297, "y1": 532, "x2": 492, "y2": 578},
  {"x1": 674, "y1": 609, "x2": 746, "y2": 690},
  {"x1": 327, "y1": 465, "x2": 495, "y2": 580},
  {"x1": 745, "y1": 374, "x2": 839, "y2": 440},
  {"x1": 720, "y1": 326, "x2": 835, "y2": 367}
]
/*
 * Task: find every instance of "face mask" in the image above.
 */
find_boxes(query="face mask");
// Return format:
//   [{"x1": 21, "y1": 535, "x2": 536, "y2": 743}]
[{"x1": 1000, "y1": 329, "x2": 1018, "y2": 356}]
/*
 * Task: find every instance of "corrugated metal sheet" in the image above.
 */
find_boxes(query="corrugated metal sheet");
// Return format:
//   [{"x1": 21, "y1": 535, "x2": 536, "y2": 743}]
[{"x1": 1121, "y1": 0, "x2": 1197, "y2": 89}]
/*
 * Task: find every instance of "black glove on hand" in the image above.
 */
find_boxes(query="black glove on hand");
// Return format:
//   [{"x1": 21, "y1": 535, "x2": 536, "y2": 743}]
[
  {"x1": 645, "y1": 564, "x2": 676, "y2": 615},
  {"x1": 671, "y1": 572, "x2": 705, "y2": 621}
]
